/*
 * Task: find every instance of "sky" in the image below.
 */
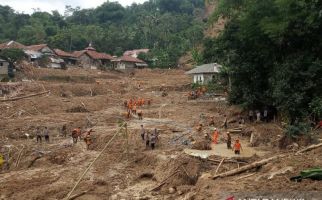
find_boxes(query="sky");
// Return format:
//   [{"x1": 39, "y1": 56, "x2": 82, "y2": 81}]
[{"x1": 0, "y1": 0, "x2": 148, "y2": 14}]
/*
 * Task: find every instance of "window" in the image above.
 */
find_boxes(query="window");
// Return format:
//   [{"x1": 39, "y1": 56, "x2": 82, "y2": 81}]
[{"x1": 0, "y1": 62, "x2": 3, "y2": 66}]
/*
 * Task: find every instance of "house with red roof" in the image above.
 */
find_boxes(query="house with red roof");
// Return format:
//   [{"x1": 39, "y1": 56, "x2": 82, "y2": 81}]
[
  {"x1": 72, "y1": 43, "x2": 113, "y2": 69},
  {"x1": 54, "y1": 49, "x2": 77, "y2": 65},
  {"x1": 112, "y1": 55, "x2": 148, "y2": 70}
]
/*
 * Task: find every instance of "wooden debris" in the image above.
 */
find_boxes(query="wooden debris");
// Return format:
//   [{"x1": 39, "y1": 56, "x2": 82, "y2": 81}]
[
  {"x1": 69, "y1": 190, "x2": 90, "y2": 200},
  {"x1": 214, "y1": 158, "x2": 225, "y2": 175},
  {"x1": 150, "y1": 170, "x2": 180, "y2": 191},
  {"x1": 235, "y1": 173, "x2": 257, "y2": 180},
  {"x1": 150, "y1": 163, "x2": 184, "y2": 192},
  {"x1": 212, "y1": 154, "x2": 287, "y2": 180},
  {"x1": 295, "y1": 143, "x2": 322, "y2": 155},
  {"x1": 1, "y1": 91, "x2": 50, "y2": 102}
]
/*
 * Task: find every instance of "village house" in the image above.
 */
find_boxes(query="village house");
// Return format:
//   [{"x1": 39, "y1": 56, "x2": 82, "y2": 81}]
[
  {"x1": 25, "y1": 44, "x2": 65, "y2": 69},
  {"x1": 123, "y1": 49, "x2": 149, "y2": 58},
  {"x1": 54, "y1": 49, "x2": 77, "y2": 65},
  {"x1": 112, "y1": 55, "x2": 148, "y2": 70},
  {"x1": 26, "y1": 44, "x2": 55, "y2": 56},
  {"x1": 185, "y1": 63, "x2": 222, "y2": 85},
  {"x1": 72, "y1": 44, "x2": 113, "y2": 69}
]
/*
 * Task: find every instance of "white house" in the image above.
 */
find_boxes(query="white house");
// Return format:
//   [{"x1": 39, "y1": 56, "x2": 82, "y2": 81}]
[{"x1": 185, "y1": 63, "x2": 222, "y2": 85}]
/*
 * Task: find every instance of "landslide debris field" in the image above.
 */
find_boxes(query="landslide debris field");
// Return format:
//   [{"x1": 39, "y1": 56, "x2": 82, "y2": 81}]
[{"x1": 1, "y1": 68, "x2": 322, "y2": 200}]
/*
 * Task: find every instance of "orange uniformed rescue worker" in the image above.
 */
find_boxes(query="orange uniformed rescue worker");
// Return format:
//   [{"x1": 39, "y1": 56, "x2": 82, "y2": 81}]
[
  {"x1": 213, "y1": 128, "x2": 219, "y2": 144},
  {"x1": 233, "y1": 139, "x2": 242, "y2": 155}
]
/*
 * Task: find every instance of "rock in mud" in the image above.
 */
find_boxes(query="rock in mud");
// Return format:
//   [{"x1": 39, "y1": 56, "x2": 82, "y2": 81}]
[{"x1": 169, "y1": 187, "x2": 176, "y2": 194}]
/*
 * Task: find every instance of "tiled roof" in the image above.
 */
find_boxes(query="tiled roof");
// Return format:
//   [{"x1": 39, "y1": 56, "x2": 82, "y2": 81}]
[
  {"x1": 0, "y1": 41, "x2": 26, "y2": 49},
  {"x1": 86, "y1": 50, "x2": 113, "y2": 60},
  {"x1": 26, "y1": 44, "x2": 48, "y2": 51},
  {"x1": 54, "y1": 49, "x2": 76, "y2": 58},
  {"x1": 72, "y1": 50, "x2": 113, "y2": 60},
  {"x1": 72, "y1": 50, "x2": 87, "y2": 58}
]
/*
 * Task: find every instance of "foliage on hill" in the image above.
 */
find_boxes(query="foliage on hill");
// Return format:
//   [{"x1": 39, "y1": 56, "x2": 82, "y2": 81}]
[
  {"x1": 203, "y1": 0, "x2": 322, "y2": 124},
  {"x1": 0, "y1": 0, "x2": 205, "y2": 67}
]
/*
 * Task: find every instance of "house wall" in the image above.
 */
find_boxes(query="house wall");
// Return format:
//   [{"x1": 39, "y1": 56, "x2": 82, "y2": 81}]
[
  {"x1": 116, "y1": 61, "x2": 135, "y2": 70},
  {"x1": 78, "y1": 54, "x2": 97, "y2": 69},
  {"x1": 193, "y1": 73, "x2": 216, "y2": 85},
  {"x1": 48, "y1": 63, "x2": 62, "y2": 69},
  {"x1": 0, "y1": 62, "x2": 9, "y2": 75}
]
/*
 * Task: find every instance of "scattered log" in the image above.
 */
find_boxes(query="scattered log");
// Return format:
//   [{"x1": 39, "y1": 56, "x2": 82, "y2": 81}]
[
  {"x1": 212, "y1": 154, "x2": 287, "y2": 180},
  {"x1": 150, "y1": 163, "x2": 185, "y2": 191},
  {"x1": 235, "y1": 173, "x2": 257, "y2": 180},
  {"x1": 150, "y1": 170, "x2": 180, "y2": 192},
  {"x1": 207, "y1": 158, "x2": 248, "y2": 164},
  {"x1": 69, "y1": 190, "x2": 90, "y2": 200},
  {"x1": 295, "y1": 143, "x2": 322, "y2": 155},
  {"x1": 28, "y1": 156, "x2": 42, "y2": 168},
  {"x1": 1, "y1": 91, "x2": 50, "y2": 102},
  {"x1": 214, "y1": 158, "x2": 225, "y2": 175}
]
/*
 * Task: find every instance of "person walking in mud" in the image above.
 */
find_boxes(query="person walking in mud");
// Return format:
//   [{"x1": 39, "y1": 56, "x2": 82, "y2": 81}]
[
  {"x1": 226, "y1": 132, "x2": 232, "y2": 149},
  {"x1": 233, "y1": 139, "x2": 243, "y2": 155},
  {"x1": 36, "y1": 127, "x2": 42, "y2": 143},
  {"x1": 144, "y1": 130, "x2": 150, "y2": 148},
  {"x1": 61, "y1": 124, "x2": 67, "y2": 137},
  {"x1": 84, "y1": 129, "x2": 94, "y2": 150},
  {"x1": 150, "y1": 133, "x2": 157, "y2": 150},
  {"x1": 140, "y1": 125, "x2": 145, "y2": 140},
  {"x1": 44, "y1": 127, "x2": 49, "y2": 143},
  {"x1": 223, "y1": 115, "x2": 228, "y2": 129}
]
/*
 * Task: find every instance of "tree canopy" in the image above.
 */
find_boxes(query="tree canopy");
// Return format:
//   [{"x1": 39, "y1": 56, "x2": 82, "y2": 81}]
[
  {"x1": 0, "y1": 0, "x2": 205, "y2": 68},
  {"x1": 203, "y1": 0, "x2": 322, "y2": 124}
]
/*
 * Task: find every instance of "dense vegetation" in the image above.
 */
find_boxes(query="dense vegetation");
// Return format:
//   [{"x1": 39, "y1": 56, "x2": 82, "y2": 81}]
[
  {"x1": 203, "y1": 0, "x2": 322, "y2": 127},
  {"x1": 0, "y1": 0, "x2": 205, "y2": 67}
]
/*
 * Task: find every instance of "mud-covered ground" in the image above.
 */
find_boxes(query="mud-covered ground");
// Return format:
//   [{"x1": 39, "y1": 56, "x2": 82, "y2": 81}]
[{"x1": 0, "y1": 68, "x2": 321, "y2": 200}]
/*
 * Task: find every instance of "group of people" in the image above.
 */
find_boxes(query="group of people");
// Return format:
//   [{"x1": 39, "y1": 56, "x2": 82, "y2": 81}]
[
  {"x1": 72, "y1": 127, "x2": 94, "y2": 150},
  {"x1": 35, "y1": 125, "x2": 94, "y2": 150},
  {"x1": 35, "y1": 127, "x2": 50, "y2": 143},
  {"x1": 188, "y1": 86, "x2": 207, "y2": 100},
  {"x1": 124, "y1": 98, "x2": 151, "y2": 120},
  {"x1": 212, "y1": 128, "x2": 243, "y2": 155},
  {"x1": 140, "y1": 125, "x2": 158, "y2": 150},
  {"x1": 248, "y1": 109, "x2": 269, "y2": 123}
]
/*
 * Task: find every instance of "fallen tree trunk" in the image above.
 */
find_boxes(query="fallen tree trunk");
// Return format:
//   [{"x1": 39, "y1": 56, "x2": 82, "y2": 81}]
[
  {"x1": 295, "y1": 143, "x2": 322, "y2": 155},
  {"x1": 207, "y1": 158, "x2": 248, "y2": 164},
  {"x1": 212, "y1": 154, "x2": 287, "y2": 180},
  {"x1": 1, "y1": 91, "x2": 50, "y2": 102}
]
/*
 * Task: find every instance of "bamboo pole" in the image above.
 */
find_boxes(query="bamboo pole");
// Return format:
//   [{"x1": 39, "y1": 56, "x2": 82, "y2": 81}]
[{"x1": 214, "y1": 158, "x2": 225, "y2": 175}]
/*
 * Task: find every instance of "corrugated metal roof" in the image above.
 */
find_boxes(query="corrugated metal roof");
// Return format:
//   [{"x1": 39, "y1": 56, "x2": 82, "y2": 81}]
[{"x1": 185, "y1": 63, "x2": 222, "y2": 75}]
